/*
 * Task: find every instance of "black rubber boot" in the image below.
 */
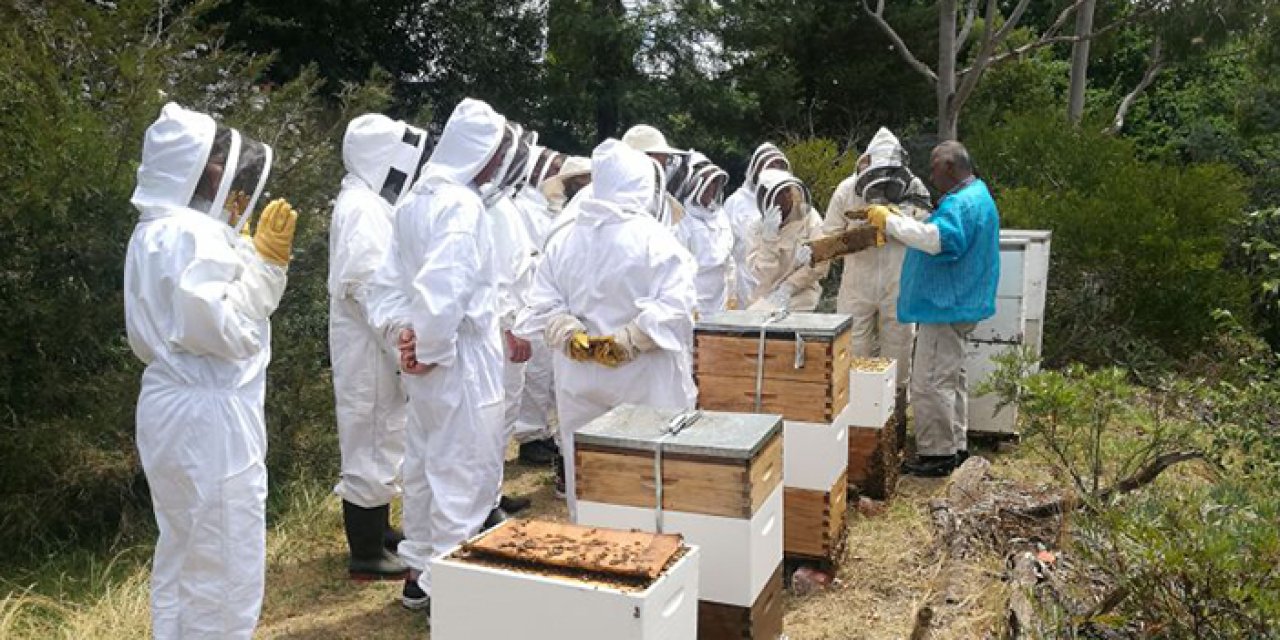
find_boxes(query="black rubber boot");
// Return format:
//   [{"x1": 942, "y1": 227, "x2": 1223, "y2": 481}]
[
  {"x1": 483, "y1": 506, "x2": 509, "y2": 530},
  {"x1": 383, "y1": 506, "x2": 404, "y2": 553},
  {"x1": 343, "y1": 501, "x2": 408, "y2": 581},
  {"x1": 518, "y1": 438, "x2": 560, "y2": 465},
  {"x1": 499, "y1": 494, "x2": 532, "y2": 514},
  {"x1": 553, "y1": 454, "x2": 566, "y2": 498},
  {"x1": 901, "y1": 455, "x2": 956, "y2": 478}
]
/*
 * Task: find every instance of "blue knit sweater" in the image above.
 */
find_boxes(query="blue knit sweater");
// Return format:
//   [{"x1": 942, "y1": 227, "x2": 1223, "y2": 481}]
[{"x1": 897, "y1": 178, "x2": 1000, "y2": 324}]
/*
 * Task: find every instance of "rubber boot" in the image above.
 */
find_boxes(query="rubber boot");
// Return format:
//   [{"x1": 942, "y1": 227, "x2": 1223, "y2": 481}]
[
  {"x1": 343, "y1": 501, "x2": 408, "y2": 581},
  {"x1": 383, "y1": 507, "x2": 404, "y2": 553},
  {"x1": 894, "y1": 387, "x2": 909, "y2": 453}
]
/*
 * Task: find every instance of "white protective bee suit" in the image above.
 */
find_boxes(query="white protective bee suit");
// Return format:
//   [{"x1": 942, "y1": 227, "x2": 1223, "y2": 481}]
[
  {"x1": 673, "y1": 156, "x2": 734, "y2": 314},
  {"x1": 513, "y1": 139, "x2": 698, "y2": 519},
  {"x1": 125, "y1": 103, "x2": 285, "y2": 639},
  {"x1": 723, "y1": 143, "x2": 790, "y2": 307},
  {"x1": 747, "y1": 169, "x2": 828, "y2": 311},
  {"x1": 822, "y1": 128, "x2": 932, "y2": 389},
  {"x1": 366, "y1": 98, "x2": 507, "y2": 596},
  {"x1": 329, "y1": 114, "x2": 430, "y2": 510}
]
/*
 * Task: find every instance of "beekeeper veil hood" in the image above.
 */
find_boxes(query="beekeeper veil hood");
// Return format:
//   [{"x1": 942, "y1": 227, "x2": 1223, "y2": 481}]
[
  {"x1": 756, "y1": 168, "x2": 810, "y2": 224},
  {"x1": 745, "y1": 142, "x2": 790, "y2": 191},
  {"x1": 343, "y1": 113, "x2": 432, "y2": 206},
  {"x1": 481, "y1": 122, "x2": 536, "y2": 206},
  {"x1": 854, "y1": 127, "x2": 914, "y2": 205},
  {"x1": 589, "y1": 138, "x2": 661, "y2": 219},
  {"x1": 420, "y1": 98, "x2": 508, "y2": 188},
  {"x1": 683, "y1": 153, "x2": 729, "y2": 212},
  {"x1": 132, "y1": 102, "x2": 273, "y2": 232}
]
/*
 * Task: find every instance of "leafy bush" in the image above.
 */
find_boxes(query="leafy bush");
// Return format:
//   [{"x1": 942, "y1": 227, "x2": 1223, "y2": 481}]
[
  {"x1": 0, "y1": 1, "x2": 377, "y2": 552},
  {"x1": 969, "y1": 112, "x2": 1253, "y2": 368}
]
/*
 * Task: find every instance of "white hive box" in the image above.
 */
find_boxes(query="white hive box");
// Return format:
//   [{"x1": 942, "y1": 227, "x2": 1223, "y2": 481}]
[
  {"x1": 431, "y1": 522, "x2": 700, "y2": 640},
  {"x1": 783, "y1": 418, "x2": 846, "y2": 492},
  {"x1": 967, "y1": 230, "x2": 1052, "y2": 437},
  {"x1": 841, "y1": 357, "x2": 898, "y2": 428},
  {"x1": 574, "y1": 405, "x2": 784, "y2": 609}
]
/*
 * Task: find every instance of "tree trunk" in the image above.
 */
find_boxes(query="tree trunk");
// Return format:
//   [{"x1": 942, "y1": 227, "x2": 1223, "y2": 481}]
[
  {"x1": 937, "y1": 0, "x2": 958, "y2": 140},
  {"x1": 1067, "y1": 0, "x2": 1096, "y2": 124}
]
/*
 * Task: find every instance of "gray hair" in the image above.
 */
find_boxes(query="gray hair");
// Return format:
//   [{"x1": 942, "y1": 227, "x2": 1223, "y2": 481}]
[{"x1": 933, "y1": 141, "x2": 973, "y2": 173}]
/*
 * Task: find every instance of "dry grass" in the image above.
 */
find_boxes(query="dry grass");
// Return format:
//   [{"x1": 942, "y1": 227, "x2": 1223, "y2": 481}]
[{"x1": 1, "y1": 445, "x2": 1039, "y2": 639}]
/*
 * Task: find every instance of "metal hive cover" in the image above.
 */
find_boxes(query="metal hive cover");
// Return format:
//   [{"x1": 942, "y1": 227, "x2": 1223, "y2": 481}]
[
  {"x1": 575, "y1": 404, "x2": 782, "y2": 461},
  {"x1": 696, "y1": 310, "x2": 853, "y2": 339}
]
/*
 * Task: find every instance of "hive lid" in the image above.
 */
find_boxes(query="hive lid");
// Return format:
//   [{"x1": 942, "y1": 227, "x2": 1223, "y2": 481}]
[
  {"x1": 696, "y1": 310, "x2": 852, "y2": 338},
  {"x1": 575, "y1": 404, "x2": 781, "y2": 460}
]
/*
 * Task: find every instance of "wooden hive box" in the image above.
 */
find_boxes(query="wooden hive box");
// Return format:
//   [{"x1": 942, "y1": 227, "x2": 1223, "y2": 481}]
[
  {"x1": 575, "y1": 405, "x2": 783, "y2": 609},
  {"x1": 697, "y1": 563, "x2": 784, "y2": 640},
  {"x1": 782, "y1": 419, "x2": 849, "y2": 562},
  {"x1": 694, "y1": 311, "x2": 853, "y2": 424},
  {"x1": 432, "y1": 520, "x2": 701, "y2": 640}
]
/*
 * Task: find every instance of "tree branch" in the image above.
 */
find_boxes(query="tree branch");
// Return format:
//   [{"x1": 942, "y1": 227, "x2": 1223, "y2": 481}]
[
  {"x1": 962, "y1": 3, "x2": 1149, "y2": 75},
  {"x1": 956, "y1": 0, "x2": 980, "y2": 52},
  {"x1": 1105, "y1": 38, "x2": 1164, "y2": 135},
  {"x1": 1011, "y1": 449, "x2": 1202, "y2": 518},
  {"x1": 952, "y1": 0, "x2": 1001, "y2": 118},
  {"x1": 862, "y1": 0, "x2": 938, "y2": 84}
]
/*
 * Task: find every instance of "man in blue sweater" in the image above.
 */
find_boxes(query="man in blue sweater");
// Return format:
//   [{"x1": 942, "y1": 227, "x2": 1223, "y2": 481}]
[{"x1": 868, "y1": 141, "x2": 1000, "y2": 477}]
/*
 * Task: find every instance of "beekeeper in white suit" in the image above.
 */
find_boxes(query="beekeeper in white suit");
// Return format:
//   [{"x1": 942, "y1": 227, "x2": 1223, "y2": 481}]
[
  {"x1": 513, "y1": 138, "x2": 698, "y2": 519},
  {"x1": 822, "y1": 127, "x2": 932, "y2": 425},
  {"x1": 747, "y1": 168, "x2": 827, "y2": 311},
  {"x1": 723, "y1": 143, "x2": 791, "y2": 307},
  {"x1": 328, "y1": 114, "x2": 432, "y2": 581},
  {"x1": 673, "y1": 154, "x2": 734, "y2": 313},
  {"x1": 366, "y1": 98, "x2": 511, "y2": 616},
  {"x1": 125, "y1": 102, "x2": 298, "y2": 639}
]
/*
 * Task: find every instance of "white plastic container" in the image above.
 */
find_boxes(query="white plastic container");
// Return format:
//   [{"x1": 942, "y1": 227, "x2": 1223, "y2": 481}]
[
  {"x1": 841, "y1": 358, "x2": 898, "y2": 428},
  {"x1": 578, "y1": 485, "x2": 783, "y2": 608},
  {"x1": 783, "y1": 418, "x2": 847, "y2": 491},
  {"x1": 431, "y1": 544, "x2": 701, "y2": 640}
]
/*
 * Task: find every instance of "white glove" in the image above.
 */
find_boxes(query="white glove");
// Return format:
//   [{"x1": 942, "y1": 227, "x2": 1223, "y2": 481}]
[
  {"x1": 615, "y1": 322, "x2": 658, "y2": 359},
  {"x1": 794, "y1": 244, "x2": 812, "y2": 268},
  {"x1": 767, "y1": 283, "x2": 794, "y2": 311},
  {"x1": 761, "y1": 206, "x2": 782, "y2": 242},
  {"x1": 545, "y1": 313, "x2": 587, "y2": 351}
]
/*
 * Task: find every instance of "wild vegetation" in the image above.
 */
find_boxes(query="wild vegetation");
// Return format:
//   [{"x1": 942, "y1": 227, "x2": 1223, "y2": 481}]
[{"x1": 1, "y1": 0, "x2": 1277, "y2": 637}]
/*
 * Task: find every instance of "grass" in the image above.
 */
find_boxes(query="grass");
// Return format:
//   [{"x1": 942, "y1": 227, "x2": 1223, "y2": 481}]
[{"x1": 1, "y1": 444, "x2": 1040, "y2": 639}]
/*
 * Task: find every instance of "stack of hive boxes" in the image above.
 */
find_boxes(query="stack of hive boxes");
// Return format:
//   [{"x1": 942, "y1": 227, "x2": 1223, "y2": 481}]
[
  {"x1": 843, "y1": 357, "x2": 899, "y2": 500},
  {"x1": 574, "y1": 405, "x2": 785, "y2": 639},
  {"x1": 693, "y1": 311, "x2": 853, "y2": 565}
]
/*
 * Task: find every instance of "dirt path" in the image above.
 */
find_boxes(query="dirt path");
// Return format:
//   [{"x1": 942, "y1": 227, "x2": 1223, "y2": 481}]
[{"x1": 255, "y1": 452, "x2": 1012, "y2": 639}]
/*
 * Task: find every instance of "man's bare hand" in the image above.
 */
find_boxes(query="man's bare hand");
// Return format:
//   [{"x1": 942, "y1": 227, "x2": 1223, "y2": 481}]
[{"x1": 505, "y1": 330, "x2": 532, "y2": 363}]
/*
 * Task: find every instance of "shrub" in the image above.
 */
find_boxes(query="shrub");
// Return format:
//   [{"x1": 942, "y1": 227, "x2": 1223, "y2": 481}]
[
  {"x1": 0, "y1": 1, "x2": 381, "y2": 552},
  {"x1": 968, "y1": 112, "x2": 1253, "y2": 368}
]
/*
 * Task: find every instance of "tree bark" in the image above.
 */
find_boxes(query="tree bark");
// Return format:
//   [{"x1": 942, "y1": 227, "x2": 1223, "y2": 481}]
[
  {"x1": 1067, "y1": 0, "x2": 1097, "y2": 124},
  {"x1": 1105, "y1": 38, "x2": 1164, "y2": 135},
  {"x1": 937, "y1": 0, "x2": 958, "y2": 140}
]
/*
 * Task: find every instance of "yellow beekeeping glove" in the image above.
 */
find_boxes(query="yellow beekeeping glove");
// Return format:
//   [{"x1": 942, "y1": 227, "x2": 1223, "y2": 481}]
[
  {"x1": 254, "y1": 199, "x2": 298, "y2": 266},
  {"x1": 866, "y1": 205, "x2": 896, "y2": 247},
  {"x1": 567, "y1": 330, "x2": 593, "y2": 362}
]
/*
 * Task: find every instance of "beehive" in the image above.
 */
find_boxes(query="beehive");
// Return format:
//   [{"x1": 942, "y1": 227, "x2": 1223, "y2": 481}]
[
  {"x1": 782, "y1": 419, "x2": 849, "y2": 562},
  {"x1": 431, "y1": 520, "x2": 701, "y2": 640},
  {"x1": 694, "y1": 311, "x2": 853, "y2": 423},
  {"x1": 574, "y1": 405, "x2": 784, "y2": 614},
  {"x1": 843, "y1": 358, "x2": 900, "y2": 499}
]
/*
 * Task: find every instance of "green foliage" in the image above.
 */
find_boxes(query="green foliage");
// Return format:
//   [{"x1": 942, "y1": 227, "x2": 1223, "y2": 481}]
[
  {"x1": 969, "y1": 111, "x2": 1253, "y2": 367},
  {"x1": 0, "y1": 0, "x2": 373, "y2": 551},
  {"x1": 1078, "y1": 482, "x2": 1280, "y2": 637},
  {"x1": 1227, "y1": 208, "x2": 1280, "y2": 346},
  {"x1": 780, "y1": 138, "x2": 857, "y2": 215},
  {"x1": 982, "y1": 353, "x2": 1197, "y2": 502}
]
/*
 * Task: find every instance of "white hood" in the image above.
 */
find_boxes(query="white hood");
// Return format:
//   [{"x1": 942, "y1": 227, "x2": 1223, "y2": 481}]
[
  {"x1": 755, "y1": 168, "x2": 810, "y2": 223},
  {"x1": 863, "y1": 127, "x2": 907, "y2": 170},
  {"x1": 584, "y1": 138, "x2": 659, "y2": 218},
  {"x1": 343, "y1": 113, "x2": 430, "y2": 206},
  {"x1": 418, "y1": 98, "x2": 506, "y2": 188},
  {"x1": 131, "y1": 102, "x2": 216, "y2": 217},
  {"x1": 744, "y1": 142, "x2": 789, "y2": 191}
]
